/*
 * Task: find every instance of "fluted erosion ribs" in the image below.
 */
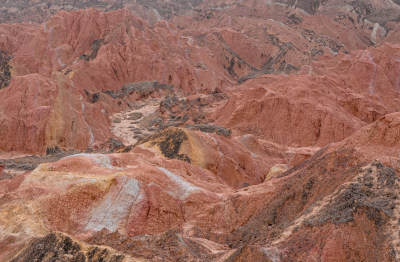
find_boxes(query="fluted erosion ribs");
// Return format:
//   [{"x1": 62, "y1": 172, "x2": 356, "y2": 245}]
[{"x1": 2, "y1": 1, "x2": 400, "y2": 261}]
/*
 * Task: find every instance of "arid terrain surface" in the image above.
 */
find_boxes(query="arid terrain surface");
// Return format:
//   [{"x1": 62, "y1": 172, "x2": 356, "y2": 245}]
[{"x1": 1, "y1": 0, "x2": 400, "y2": 261}]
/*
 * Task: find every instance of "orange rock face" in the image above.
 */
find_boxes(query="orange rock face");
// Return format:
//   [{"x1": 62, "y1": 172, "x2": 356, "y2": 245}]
[
  {"x1": 1, "y1": 1, "x2": 400, "y2": 261},
  {"x1": 0, "y1": 9, "x2": 234, "y2": 154},
  {"x1": 214, "y1": 43, "x2": 400, "y2": 147}
]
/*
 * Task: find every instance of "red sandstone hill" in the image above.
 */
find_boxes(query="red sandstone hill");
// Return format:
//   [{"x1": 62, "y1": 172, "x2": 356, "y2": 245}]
[
  {"x1": 0, "y1": 9, "x2": 234, "y2": 154},
  {"x1": 214, "y1": 43, "x2": 400, "y2": 147},
  {"x1": 1, "y1": 1, "x2": 400, "y2": 261}
]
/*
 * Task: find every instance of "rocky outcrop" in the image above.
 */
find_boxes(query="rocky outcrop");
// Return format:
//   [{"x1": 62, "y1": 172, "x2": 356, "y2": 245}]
[
  {"x1": 0, "y1": 50, "x2": 11, "y2": 90},
  {"x1": 136, "y1": 127, "x2": 267, "y2": 187},
  {"x1": 1, "y1": 2, "x2": 400, "y2": 261},
  {"x1": 10, "y1": 232, "x2": 129, "y2": 262},
  {"x1": 1, "y1": 115, "x2": 400, "y2": 261},
  {"x1": 137, "y1": 127, "x2": 192, "y2": 163},
  {"x1": 214, "y1": 43, "x2": 400, "y2": 147},
  {"x1": 0, "y1": 9, "x2": 234, "y2": 154},
  {"x1": 1, "y1": 3, "x2": 400, "y2": 154}
]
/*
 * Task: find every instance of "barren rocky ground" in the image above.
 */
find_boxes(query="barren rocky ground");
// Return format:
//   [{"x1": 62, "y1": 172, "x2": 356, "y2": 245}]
[{"x1": 1, "y1": 0, "x2": 400, "y2": 261}]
